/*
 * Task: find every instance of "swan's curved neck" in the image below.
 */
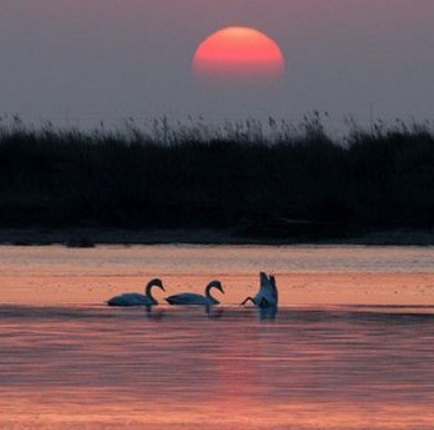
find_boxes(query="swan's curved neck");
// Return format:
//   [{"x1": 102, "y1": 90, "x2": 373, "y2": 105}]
[
  {"x1": 206, "y1": 284, "x2": 217, "y2": 299},
  {"x1": 146, "y1": 281, "x2": 158, "y2": 299}
]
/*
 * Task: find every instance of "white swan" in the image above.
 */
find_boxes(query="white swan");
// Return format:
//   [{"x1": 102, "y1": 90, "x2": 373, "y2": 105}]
[
  {"x1": 165, "y1": 280, "x2": 224, "y2": 305},
  {"x1": 241, "y1": 272, "x2": 278, "y2": 308},
  {"x1": 107, "y1": 278, "x2": 165, "y2": 306}
]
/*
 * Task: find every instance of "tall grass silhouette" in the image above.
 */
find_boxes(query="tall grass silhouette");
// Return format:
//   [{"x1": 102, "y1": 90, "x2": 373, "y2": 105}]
[{"x1": 1, "y1": 114, "x2": 434, "y2": 237}]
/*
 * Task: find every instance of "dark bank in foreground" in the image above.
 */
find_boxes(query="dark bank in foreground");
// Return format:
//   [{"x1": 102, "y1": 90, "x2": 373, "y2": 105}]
[
  {"x1": 1, "y1": 227, "x2": 434, "y2": 246},
  {"x1": 1, "y1": 117, "x2": 434, "y2": 241}
]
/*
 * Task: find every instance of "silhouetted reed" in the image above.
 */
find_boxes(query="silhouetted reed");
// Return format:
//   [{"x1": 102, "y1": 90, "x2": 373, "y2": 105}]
[{"x1": 1, "y1": 114, "x2": 434, "y2": 236}]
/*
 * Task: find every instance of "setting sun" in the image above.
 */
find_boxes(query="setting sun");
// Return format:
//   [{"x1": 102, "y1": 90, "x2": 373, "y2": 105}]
[{"x1": 193, "y1": 26, "x2": 285, "y2": 80}]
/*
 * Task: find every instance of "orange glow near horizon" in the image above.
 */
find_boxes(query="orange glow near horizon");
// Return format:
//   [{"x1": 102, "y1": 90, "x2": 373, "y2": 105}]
[{"x1": 193, "y1": 26, "x2": 285, "y2": 81}]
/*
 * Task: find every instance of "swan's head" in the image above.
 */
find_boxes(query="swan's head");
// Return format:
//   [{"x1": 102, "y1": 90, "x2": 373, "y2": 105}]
[
  {"x1": 207, "y1": 280, "x2": 225, "y2": 294},
  {"x1": 147, "y1": 278, "x2": 165, "y2": 292}
]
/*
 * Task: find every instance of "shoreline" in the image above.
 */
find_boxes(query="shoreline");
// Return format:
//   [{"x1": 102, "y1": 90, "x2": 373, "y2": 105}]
[{"x1": 1, "y1": 228, "x2": 434, "y2": 247}]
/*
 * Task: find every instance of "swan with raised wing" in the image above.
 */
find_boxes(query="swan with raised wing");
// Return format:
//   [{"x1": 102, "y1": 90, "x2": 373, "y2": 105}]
[
  {"x1": 107, "y1": 278, "x2": 165, "y2": 306},
  {"x1": 165, "y1": 280, "x2": 224, "y2": 305},
  {"x1": 241, "y1": 272, "x2": 278, "y2": 308}
]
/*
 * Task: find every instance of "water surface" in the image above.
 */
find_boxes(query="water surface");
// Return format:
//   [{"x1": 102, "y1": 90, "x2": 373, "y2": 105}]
[{"x1": 1, "y1": 245, "x2": 434, "y2": 430}]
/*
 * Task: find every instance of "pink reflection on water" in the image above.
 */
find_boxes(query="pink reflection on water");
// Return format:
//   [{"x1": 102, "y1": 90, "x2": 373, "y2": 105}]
[
  {"x1": 2, "y1": 305, "x2": 434, "y2": 430},
  {"x1": 1, "y1": 245, "x2": 434, "y2": 430}
]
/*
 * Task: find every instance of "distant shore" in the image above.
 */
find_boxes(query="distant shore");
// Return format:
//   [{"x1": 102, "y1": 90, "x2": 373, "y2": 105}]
[{"x1": 1, "y1": 228, "x2": 434, "y2": 247}]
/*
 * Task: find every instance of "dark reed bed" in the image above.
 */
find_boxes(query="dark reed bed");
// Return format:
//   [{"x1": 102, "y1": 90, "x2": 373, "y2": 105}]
[{"x1": 1, "y1": 115, "x2": 434, "y2": 237}]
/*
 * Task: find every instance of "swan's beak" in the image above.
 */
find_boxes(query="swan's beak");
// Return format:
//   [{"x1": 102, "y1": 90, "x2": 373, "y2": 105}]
[
  {"x1": 160, "y1": 285, "x2": 166, "y2": 292},
  {"x1": 220, "y1": 286, "x2": 225, "y2": 294}
]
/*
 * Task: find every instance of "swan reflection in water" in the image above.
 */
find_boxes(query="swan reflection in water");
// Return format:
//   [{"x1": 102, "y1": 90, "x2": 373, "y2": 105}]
[
  {"x1": 143, "y1": 303, "x2": 224, "y2": 320},
  {"x1": 205, "y1": 305, "x2": 224, "y2": 319},
  {"x1": 259, "y1": 305, "x2": 278, "y2": 321},
  {"x1": 144, "y1": 305, "x2": 166, "y2": 320}
]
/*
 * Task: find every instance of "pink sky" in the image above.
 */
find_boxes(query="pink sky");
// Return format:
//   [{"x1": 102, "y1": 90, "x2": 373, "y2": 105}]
[{"x1": 1, "y1": 0, "x2": 433, "y2": 125}]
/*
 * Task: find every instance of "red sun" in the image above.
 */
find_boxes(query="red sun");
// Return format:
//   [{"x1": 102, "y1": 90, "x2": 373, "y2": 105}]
[{"x1": 193, "y1": 26, "x2": 285, "y2": 81}]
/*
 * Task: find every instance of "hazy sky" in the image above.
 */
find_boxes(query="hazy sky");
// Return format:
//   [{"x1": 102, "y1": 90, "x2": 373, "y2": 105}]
[{"x1": 1, "y1": 0, "x2": 434, "y2": 126}]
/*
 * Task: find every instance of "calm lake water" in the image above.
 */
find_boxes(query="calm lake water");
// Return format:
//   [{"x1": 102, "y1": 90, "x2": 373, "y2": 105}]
[{"x1": 1, "y1": 245, "x2": 434, "y2": 430}]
